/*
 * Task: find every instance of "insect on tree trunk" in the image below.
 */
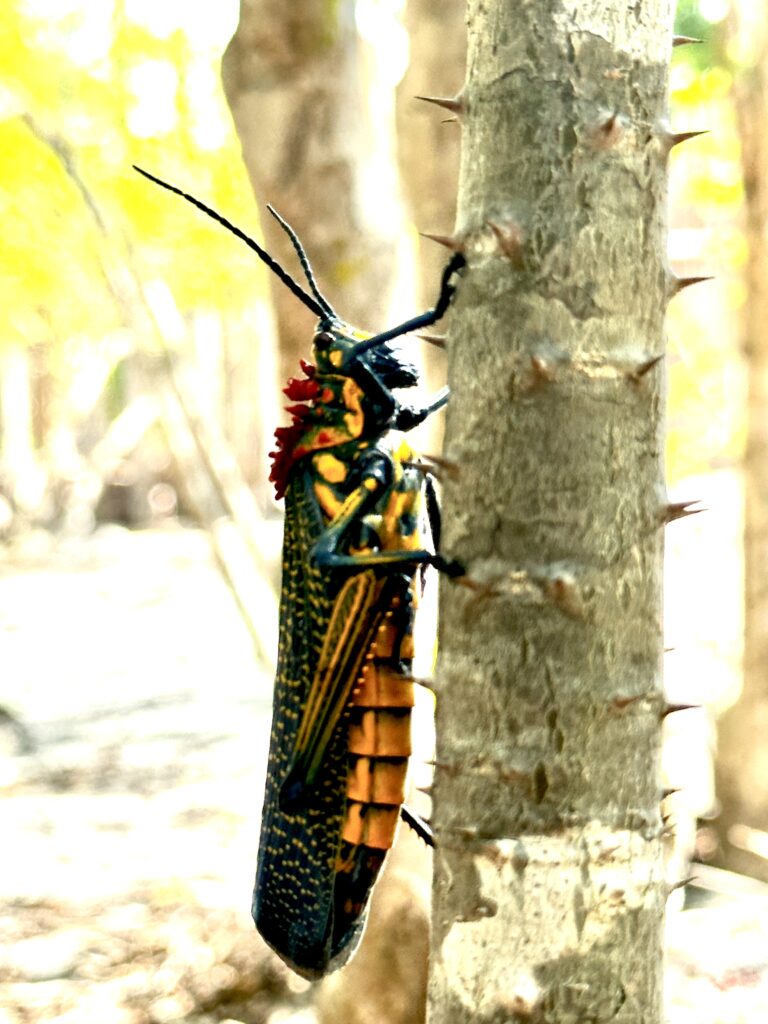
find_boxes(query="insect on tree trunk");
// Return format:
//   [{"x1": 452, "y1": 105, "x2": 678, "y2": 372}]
[{"x1": 429, "y1": 3, "x2": 676, "y2": 1021}]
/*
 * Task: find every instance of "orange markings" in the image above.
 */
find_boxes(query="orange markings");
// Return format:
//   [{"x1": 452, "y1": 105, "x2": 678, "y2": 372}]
[{"x1": 347, "y1": 709, "x2": 412, "y2": 758}]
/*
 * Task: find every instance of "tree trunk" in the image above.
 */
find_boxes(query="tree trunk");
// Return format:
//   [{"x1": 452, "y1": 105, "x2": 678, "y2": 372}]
[
  {"x1": 430, "y1": 3, "x2": 673, "y2": 1022},
  {"x1": 222, "y1": 0, "x2": 404, "y2": 388},
  {"x1": 714, "y1": 1, "x2": 768, "y2": 883}
]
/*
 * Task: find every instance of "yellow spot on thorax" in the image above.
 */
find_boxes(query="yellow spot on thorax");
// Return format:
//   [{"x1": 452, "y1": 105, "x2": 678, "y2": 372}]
[
  {"x1": 342, "y1": 377, "x2": 364, "y2": 437},
  {"x1": 315, "y1": 453, "x2": 348, "y2": 484},
  {"x1": 393, "y1": 436, "x2": 415, "y2": 463}
]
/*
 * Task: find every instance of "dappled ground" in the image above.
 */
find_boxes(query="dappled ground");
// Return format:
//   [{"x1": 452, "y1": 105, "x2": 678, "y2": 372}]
[
  {"x1": 1, "y1": 526, "x2": 767, "y2": 1023},
  {"x1": 0, "y1": 527, "x2": 315, "y2": 1024}
]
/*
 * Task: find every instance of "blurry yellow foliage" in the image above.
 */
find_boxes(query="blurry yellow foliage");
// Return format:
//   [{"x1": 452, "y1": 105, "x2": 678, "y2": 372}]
[
  {"x1": 0, "y1": 3, "x2": 266, "y2": 350},
  {"x1": 667, "y1": 37, "x2": 746, "y2": 483},
  {"x1": 0, "y1": 1, "x2": 752, "y2": 489}
]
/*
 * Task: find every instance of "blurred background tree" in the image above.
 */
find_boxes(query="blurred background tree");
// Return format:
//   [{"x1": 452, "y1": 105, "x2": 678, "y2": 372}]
[{"x1": 711, "y1": 0, "x2": 768, "y2": 884}]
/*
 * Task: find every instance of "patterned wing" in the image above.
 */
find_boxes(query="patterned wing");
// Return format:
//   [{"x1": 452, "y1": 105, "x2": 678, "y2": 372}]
[{"x1": 253, "y1": 469, "x2": 391, "y2": 978}]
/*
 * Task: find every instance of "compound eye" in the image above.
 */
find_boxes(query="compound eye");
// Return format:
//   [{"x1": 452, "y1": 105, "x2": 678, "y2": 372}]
[{"x1": 314, "y1": 331, "x2": 334, "y2": 351}]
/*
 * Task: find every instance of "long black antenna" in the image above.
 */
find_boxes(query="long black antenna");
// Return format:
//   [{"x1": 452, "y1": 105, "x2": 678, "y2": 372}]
[
  {"x1": 267, "y1": 205, "x2": 336, "y2": 318},
  {"x1": 132, "y1": 166, "x2": 326, "y2": 319}
]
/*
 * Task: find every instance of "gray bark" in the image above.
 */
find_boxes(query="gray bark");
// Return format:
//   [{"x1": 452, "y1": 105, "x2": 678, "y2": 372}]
[
  {"x1": 430, "y1": 3, "x2": 673, "y2": 1021},
  {"x1": 714, "y1": 1, "x2": 768, "y2": 883}
]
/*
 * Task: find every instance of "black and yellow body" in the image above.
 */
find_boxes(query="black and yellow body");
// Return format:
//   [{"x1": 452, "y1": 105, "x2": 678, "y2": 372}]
[
  {"x1": 255, "y1": 418, "x2": 427, "y2": 976},
  {"x1": 131, "y1": 165, "x2": 464, "y2": 979},
  {"x1": 254, "y1": 316, "x2": 460, "y2": 977}
]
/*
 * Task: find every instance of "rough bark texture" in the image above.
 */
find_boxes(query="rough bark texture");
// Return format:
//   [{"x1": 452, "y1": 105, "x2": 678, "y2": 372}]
[
  {"x1": 714, "y1": 3, "x2": 768, "y2": 883},
  {"x1": 396, "y1": 0, "x2": 466, "y2": 305},
  {"x1": 222, "y1": 0, "x2": 403, "y2": 388},
  {"x1": 429, "y1": 3, "x2": 673, "y2": 1022}
]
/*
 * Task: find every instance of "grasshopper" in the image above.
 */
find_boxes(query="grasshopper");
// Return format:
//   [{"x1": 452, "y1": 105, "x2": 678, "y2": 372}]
[{"x1": 134, "y1": 167, "x2": 464, "y2": 977}]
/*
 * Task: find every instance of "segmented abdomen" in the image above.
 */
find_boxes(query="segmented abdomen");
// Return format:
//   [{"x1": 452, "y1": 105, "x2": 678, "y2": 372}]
[{"x1": 331, "y1": 591, "x2": 416, "y2": 939}]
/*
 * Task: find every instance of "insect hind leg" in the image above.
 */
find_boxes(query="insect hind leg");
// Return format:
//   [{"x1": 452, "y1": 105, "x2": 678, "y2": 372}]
[{"x1": 400, "y1": 804, "x2": 434, "y2": 847}]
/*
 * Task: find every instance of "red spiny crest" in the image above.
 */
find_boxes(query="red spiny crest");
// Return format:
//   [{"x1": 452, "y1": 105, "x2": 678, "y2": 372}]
[{"x1": 269, "y1": 360, "x2": 320, "y2": 500}]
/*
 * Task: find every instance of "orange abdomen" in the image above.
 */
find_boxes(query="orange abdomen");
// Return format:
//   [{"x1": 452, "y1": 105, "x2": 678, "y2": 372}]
[{"x1": 340, "y1": 597, "x2": 416, "y2": 853}]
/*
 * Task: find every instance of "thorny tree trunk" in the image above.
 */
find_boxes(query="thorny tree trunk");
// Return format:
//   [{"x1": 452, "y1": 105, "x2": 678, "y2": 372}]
[
  {"x1": 714, "y1": 2, "x2": 768, "y2": 883},
  {"x1": 430, "y1": 3, "x2": 675, "y2": 1022},
  {"x1": 222, "y1": 0, "x2": 403, "y2": 389}
]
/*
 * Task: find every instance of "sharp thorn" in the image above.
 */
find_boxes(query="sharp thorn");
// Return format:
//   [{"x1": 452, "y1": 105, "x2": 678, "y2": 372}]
[
  {"x1": 673, "y1": 35, "x2": 703, "y2": 47},
  {"x1": 541, "y1": 573, "x2": 586, "y2": 619},
  {"x1": 424, "y1": 759, "x2": 459, "y2": 776},
  {"x1": 487, "y1": 220, "x2": 525, "y2": 267},
  {"x1": 415, "y1": 94, "x2": 465, "y2": 116},
  {"x1": 402, "y1": 459, "x2": 431, "y2": 476},
  {"x1": 661, "y1": 702, "x2": 702, "y2": 720},
  {"x1": 669, "y1": 129, "x2": 709, "y2": 149},
  {"x1": 447, "y1": 825, "x2": 478, "y2": 840},
  {"x1": 415, "y1": 783, "x2": 434, "y2": 797},
  {"x1": 530, "y1": 354, "x2": 555, "y2": 384},
  {"x1": 629, "y1": 354, "x2": 664, "y2": 382},
  {"x1": 417, "y1": 332, "x2": 447, "y2": 349},
  {"x1": 423, "y1": 453, "x2": 460, "y2": 479},
  {"x1": 668, "y1": 273, "x2": 713, "y2": 298},
  {"x1": 657, "y1": 121, "x2": 708, "y2": 159},
  {"x1": 662, "y1": 787, "x2": 681, "y2": 799},
  {"x1": 662, "y1": 500, "x2": 705, "y2": 524},
  {"x1": 455, "y1": 576, "x2": 502, "y2": 598},
  {"x1": 667, "y1": 875, "x2": 695, "y2": 896},
  {"x1": 420, "y1": 232, "x2": 466, "y2": 253},
  {"x1": 611, "y1": 694, "x2": 645, "y2": 711},
  {"x1": 402, "y1": 454, "x2": 460, "y2": 483},
  {"x1": 590, "y1": 111, "x2": 624, "y2": 149}
]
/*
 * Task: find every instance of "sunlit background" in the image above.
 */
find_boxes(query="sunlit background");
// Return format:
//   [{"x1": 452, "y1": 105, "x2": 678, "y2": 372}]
[{"x1": 1, "y1": 1, "x2": 766, "y2": 1021}]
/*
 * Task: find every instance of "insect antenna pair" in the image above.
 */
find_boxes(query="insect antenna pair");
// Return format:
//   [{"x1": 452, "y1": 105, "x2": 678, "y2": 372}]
[{"x1": 133, "y1": 165, "x2": 463, "y2": 344}]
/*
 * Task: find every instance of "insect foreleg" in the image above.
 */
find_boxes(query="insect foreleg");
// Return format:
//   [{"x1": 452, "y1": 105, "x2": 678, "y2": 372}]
[
  {"x1": 311, "y1": 458, "x2": 462, "y2": 577},
  {"x1": 423, "y1": 474, "x2": 442, "y2": 552},
  {"x1": 352, "y1": 252, "x2": 466, "y2": 353}
]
